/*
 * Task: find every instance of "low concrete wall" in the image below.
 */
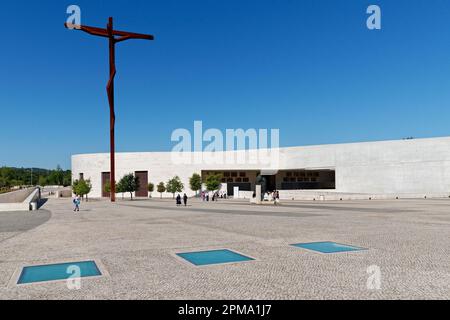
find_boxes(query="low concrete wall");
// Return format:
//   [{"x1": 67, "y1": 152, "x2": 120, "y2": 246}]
[
  {"x1": 0, "y1": 188, "x2": 35, "y2": 203},
  {"x1": 235, "y1": 191, "x2": 254, "y2": 199},
  {"x1": 0, "y1": 188, "x2": 41, "y2": 212},
  {"x1": 279, "y1": 189, "x2": 450, "y2": 201},
  {"x1": 26, "y1": 188, "x2": 41, "y2": 209},
  {"x1": 60, "y1": 189, "x2": 72, "y2": 198}
]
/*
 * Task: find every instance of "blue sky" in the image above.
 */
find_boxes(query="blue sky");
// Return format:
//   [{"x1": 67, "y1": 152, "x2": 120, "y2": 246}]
[{"x1": 1, "y1": 0, "x2": 450, "y2": 169}]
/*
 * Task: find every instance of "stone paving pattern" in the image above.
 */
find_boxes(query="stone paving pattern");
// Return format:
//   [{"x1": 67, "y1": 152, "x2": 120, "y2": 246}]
[{"x1": 0, "y1": 198, "x2": 449, "y2": 299}]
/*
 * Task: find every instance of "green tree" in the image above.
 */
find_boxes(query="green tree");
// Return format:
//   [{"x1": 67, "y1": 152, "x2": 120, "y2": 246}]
[
  {"x1": 47, "y1": 166, "x2": 63, "y2": 185},
  {"x1": 62, "y1": 171, "x2": 72, "y2": 187},
  {"x1": 157, "y1": 182, "x2": 166, "y2": 199},
  {"x1": 118, "y1": 173, "x2": 140, "y2": 200},
  {"x1": 104, "y1": 182, "x2": 117, "y2": 195},
  {"x1": 189, "y1": 173, "x2": 202, "y2": 197},
  {"x1": 205, "y1": 174, "x2": 222, "y2": 192},
  {"x1": 148, "y1": 182, "x2": 154, "y2": 198},
  {"x1": 116, "y1": 179, "x2": 126, "y2": 199},
  {"x1": 72, "y1": 179, "x2": 79, "y2": 193},
  {"x1": 72, "y1": 179, "x2": 92, "y2": 201},
  {"x1": 0, "y1": 176, "x2": 10, "y2": 188},
  {"x1": 0, "y1": 176, "x2": 10, "y2": 193},
  {"x1": 166, "y1": 176, "x2": 184, "y2": 199},
  {"x1": 38, "y1": 176, "x2": 48, "y2": 187},
  {"x1": 0, "y1": 167, "x2": 72, "y2": 188},
  {"x1": 47, "y1": 165, "x2": 64, "y2": 186}
]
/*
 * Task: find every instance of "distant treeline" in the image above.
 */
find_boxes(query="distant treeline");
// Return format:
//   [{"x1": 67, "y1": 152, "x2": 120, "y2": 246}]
[{"x1": 0, "y1": 166, "x2": 72, "y2": 188}]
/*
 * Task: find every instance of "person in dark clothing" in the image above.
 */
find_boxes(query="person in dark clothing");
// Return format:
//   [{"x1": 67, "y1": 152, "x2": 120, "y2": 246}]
[
  {"x1": 183, "y1": 193, "x2": 188, "y2": 206},
  {"x1": 176, "y1": 194, "x2": 182, "y2": 206}
]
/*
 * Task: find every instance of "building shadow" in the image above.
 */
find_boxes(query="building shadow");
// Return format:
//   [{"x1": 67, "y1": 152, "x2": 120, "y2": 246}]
[{"x1": 37, "y1": 198, "x2": 49, "y2": 209}]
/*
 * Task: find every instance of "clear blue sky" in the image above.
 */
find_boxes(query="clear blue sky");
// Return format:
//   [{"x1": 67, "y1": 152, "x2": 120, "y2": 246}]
[{"x1": 1, "y1": 0, "x2": 450, "y2": 169}]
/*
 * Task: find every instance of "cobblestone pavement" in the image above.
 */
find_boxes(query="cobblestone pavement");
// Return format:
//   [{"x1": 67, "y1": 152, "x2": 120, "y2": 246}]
[{"x1": 0, "y1": 198, "x2": 449, "y2": 299}]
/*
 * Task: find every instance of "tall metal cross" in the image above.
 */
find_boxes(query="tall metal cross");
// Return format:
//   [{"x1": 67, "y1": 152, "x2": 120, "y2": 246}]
[{"x1": 65, "y1": 17, "x2": 154, "y2": 202}]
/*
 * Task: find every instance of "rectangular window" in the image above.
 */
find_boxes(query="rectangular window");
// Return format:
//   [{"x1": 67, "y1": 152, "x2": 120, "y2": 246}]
[{"x1": 280, "y1": 169, "x2": 336, "y2": 190}]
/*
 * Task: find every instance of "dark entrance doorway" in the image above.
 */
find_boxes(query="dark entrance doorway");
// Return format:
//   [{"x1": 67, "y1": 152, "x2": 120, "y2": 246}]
[
  {"x1": 135, "y1": 171, "x2": 148, "y2": 197},
  {"x1": 227, "y1": 183, "x2": 251, "y2": 196},
  {"x1": 263, "y1": 175, "x2": 276, "y2": 192},
  {"x1": 101, "y1": 172, "x2": 110, "y2": 198}
]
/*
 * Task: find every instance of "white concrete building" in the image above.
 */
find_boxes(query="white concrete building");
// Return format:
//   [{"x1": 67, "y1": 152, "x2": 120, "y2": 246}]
[{"x1": 72, "y1": 136, "x2": 450, "y2": 200}]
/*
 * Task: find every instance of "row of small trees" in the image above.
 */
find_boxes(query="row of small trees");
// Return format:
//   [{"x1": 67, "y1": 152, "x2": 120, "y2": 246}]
[
  {"x1": 102, "y1": 174, "x2": 185, "y2": 200},
  {"x1": 152, "y1": 176, "x2": 184, "y2": 199},
  {"x1": 151, "y1": 173, "x2": 222, "y2": 199},
  {"x1": 104, "y1": 173, "x2": 140, "y2": 200},
  {"x1": 73, "y1": 172, "x2": 224, "y2": 200}
]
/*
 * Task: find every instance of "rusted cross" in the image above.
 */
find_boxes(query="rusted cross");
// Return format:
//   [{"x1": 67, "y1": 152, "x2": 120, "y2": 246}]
[{"x1": 65, "y1": 17, "x2": 154, "y2": 202}]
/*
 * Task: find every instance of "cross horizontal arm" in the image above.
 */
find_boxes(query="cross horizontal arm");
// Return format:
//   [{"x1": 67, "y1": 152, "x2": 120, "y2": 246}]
[{"x1": 64, "y1": 23, "x2": 154, "y2": 41}]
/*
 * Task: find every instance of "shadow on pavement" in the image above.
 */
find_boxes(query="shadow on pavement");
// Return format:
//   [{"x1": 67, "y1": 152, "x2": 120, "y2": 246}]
[
  {"x1": 0, "y1": 209, "x2": 51, "y2": 233},
  {"x1": 37, "y1": 198, "x2": 48, "y2": 209}
]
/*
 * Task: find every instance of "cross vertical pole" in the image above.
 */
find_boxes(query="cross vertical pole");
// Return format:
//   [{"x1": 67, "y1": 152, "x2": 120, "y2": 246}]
[
  {"x1": 64, "y1": 17, "x2": 154, "y2": 203},
  {"x1": 107, "y1": 17, "x2": 116, "y2": 202}
]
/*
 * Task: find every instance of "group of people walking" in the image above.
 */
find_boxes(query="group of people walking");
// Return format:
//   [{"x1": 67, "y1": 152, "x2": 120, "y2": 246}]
[
  {"x1": 176, "y1": 193, "x2": 188, "y2": 206},
  {"x1": 175, "y1": 191, "x2": 228, "y2": 206},
  {"x1": 264, "y1": 190, "x2": 280, "y2": 202},
  {"x1": 200, "y1": 191, "x2": 227, "y2": 202}
]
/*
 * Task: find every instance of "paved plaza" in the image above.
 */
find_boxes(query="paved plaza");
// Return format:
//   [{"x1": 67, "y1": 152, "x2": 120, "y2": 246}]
[{"x1": 0, "y1": 197, "x2": 449, "y2": 299}]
